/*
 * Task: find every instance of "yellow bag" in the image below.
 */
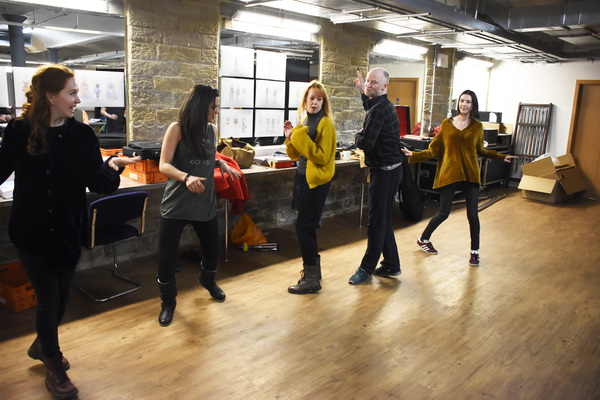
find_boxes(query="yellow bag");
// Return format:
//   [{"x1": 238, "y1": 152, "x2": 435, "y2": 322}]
[
  {"x1": 231, "y1": 213, "x2": 267, "y2": 246},
  {"x1": 218, "y1": 138, "x2": 255, "y2": 169}
]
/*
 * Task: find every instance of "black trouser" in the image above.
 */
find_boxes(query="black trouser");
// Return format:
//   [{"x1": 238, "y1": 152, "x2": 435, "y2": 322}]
[
  {"x1": 157, "y1": 215, "x2": 220, "y2": 283},
  {"x1": 294, "y1": 173, "x2": 330, "y2": 266},
  {"x1": 421, "y1": 181, "x2": 480, "y2": 250},
  {"x1": 359, "y1": 165, "x2": 402, "y2": 274},
  {"x1": 17, "y1": 248, "x2": 75, "y2": 358}
]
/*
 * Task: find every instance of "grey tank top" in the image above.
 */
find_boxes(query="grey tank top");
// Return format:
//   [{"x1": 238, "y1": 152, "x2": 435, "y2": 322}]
[{"x1": 160, "y1": 125, "x2": 217, "y2": 221}]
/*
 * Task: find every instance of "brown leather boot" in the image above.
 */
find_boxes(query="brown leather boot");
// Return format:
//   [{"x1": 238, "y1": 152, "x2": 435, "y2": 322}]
[
  {"x1": 44, "y1": 354, "x2": 78, "y2": 399},
  {"x1": 27, "y1": 337, "x2": 70, "y2": 371},
  {"x1": 288, "y1": 264, "x2": 321, "y2": 294}
]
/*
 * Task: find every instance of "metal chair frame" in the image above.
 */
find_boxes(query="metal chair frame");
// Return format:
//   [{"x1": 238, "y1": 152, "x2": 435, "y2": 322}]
[{"x1": 76, "y1": 191, "x2": 148, "y2": 302}]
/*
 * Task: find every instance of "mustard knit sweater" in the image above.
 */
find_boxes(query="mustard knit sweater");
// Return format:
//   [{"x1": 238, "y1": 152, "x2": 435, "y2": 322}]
[
  {"x1": 409, "y1": 118, "x2": 507, "y2": 189},
  {"x1": 285, "y1": 116, "x2": 337, "y2": 189}
]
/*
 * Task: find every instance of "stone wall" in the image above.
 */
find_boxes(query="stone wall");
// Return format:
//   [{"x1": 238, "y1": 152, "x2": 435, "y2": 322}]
[
  {"x1": 421, "y1": 46, "x2": 455, "y2": 135},
  {"x1": 124, "y1": 0, "x2": 220, "y2": 140},
  {"x1": 320, "y1": 22, "x2": 371, "y2": 144}
]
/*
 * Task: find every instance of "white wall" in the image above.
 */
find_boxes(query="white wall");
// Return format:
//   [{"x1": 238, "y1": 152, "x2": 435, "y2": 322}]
[{"x1": 487, "y1": 60, "x2": 600, "y2": 156}]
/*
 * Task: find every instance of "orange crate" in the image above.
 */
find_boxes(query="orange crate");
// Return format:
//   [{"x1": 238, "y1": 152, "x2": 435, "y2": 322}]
[
  {"x1": 100, "y1": 148, "x2": 123, "y2": 157},
  {"x1": 123, "y1": 166, "x2": 167, "y2": 184},
  {"x1": 128, "y1": 159, "x2": 160, "y2": 173},
  {"x1": 0, "y1": 262, "x2": 36, "y2": 312}
]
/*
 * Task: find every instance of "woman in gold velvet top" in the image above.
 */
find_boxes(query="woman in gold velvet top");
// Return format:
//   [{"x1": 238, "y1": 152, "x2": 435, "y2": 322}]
[{"x1": 402, "y1": 89, "x2": 516, "y2": 267}]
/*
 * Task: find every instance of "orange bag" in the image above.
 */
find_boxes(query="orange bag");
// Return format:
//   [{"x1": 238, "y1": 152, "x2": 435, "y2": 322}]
[{"x1": 231, "y1": 213, "x2": 267, "y2": 246}]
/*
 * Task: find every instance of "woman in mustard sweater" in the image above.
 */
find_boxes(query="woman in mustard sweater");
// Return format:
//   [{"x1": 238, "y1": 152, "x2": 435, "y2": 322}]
[
  {"x1": 284, "y1": 80, "x2": 337, "y2": 294},
  {"x1": 402, "y1": 90, "x2": 516, "y2": 266}
]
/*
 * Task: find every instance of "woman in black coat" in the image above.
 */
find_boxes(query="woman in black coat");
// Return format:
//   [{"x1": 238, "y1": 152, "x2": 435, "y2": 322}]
[{"x1": 0, "y1": 64, "x2": 138, "y2": 399}]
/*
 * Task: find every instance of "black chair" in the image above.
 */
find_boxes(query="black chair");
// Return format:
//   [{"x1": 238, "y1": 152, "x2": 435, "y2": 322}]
[{"x1": 76, "y1": 191, "x2": 148, "y2": 302}]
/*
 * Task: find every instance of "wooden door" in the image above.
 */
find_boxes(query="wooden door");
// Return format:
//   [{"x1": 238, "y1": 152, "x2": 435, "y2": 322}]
[
  {"x1": 567, "y1": 80, "x2": 600, "y2": 200},
  {"x1": 388, "y1": 78, "x2": 418, "y2": 132}
]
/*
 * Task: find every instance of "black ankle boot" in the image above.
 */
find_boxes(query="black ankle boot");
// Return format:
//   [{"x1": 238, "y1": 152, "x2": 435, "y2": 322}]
[
  {"x1": 199, "y1": 264, "x2": 225, "y2": 301},
  {"x1": 44, "y1": 354, "x2": 78, "y2": 400},
  {"x1": 157, "y1": 277, "x2": 177, "y2": 326}
]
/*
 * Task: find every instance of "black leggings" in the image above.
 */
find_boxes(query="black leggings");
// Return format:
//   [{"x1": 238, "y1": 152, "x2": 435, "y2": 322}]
[
  {"x1": 17, "y1": 247, "x2": 75, "y2": 358},
  {"x1": 421, "y1": 181, "x2": 480, "y2": 251},
  {"x1": 157, "y1": 215, "x2": 220, "y2": 283}
]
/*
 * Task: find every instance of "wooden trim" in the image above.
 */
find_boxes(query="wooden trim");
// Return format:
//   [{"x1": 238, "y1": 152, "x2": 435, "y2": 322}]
[{"x1": 567, "y1": 80, "x2": 600, "y2": 153}]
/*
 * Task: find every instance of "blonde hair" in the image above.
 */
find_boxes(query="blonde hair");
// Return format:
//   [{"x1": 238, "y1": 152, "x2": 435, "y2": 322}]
[{"x1": 297, "y1": 80, "x2": 333, "y2": 122}]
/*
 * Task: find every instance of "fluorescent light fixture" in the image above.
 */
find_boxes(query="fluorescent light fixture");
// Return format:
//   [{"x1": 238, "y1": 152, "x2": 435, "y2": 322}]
[
  {"x1": 9, "y1": 0, "x2": 121, "y2": 14},
  {"x1": 458, "y1": 57, "x2": 494, "y2": 68},
  {"x1": 246, "y1": 1, "x2": 325, "y2": 18},
  {"x1": 232, "y1": 11, "x2": 320, "y2": 34},
  {"x1": 230, "y1": 20, "x2": 315, "y2": 42},
  {"x1": 376, "y1": 39, "x2": 428, "y2": 55}
]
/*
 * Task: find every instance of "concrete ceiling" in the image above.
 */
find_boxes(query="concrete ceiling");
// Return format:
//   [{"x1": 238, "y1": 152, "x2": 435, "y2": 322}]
[
  {"x1": 0, "y1": 0, "x2": 125, "y2": 69},
  {"x1": 0, "y1": 0, "x2": 598, "y2": 69},
  {"x1": 233, "y1": 0, "x2": 600, "y2": 63}
]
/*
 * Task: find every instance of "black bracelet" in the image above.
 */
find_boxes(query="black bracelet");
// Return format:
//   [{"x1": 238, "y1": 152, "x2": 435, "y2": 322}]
[{"x1": 184, "y1": 173, "x2": 190, "y2": 182}]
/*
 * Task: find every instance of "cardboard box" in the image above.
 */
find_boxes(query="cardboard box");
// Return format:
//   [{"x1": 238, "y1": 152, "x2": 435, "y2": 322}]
[
  {"x1": 518, "y1": 153, "x2": 587, "y2": 203},
  {"x1": 0, "y1": 262, "x2": 37, "y2": 312}
]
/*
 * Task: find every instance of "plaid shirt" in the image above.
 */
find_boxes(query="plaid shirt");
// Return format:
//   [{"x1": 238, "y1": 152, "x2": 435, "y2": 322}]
[{"x1": 355, "y1": 93, "x2": 405, "y2": 168}]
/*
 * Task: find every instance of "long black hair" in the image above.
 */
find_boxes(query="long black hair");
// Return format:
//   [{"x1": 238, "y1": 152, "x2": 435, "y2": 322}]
[
  {"x1": 457, "y1": 89, "x2": 480, "y2": 119},
  {"x1": 179, "y1": 85, "x2": 219, "y2": 158}
]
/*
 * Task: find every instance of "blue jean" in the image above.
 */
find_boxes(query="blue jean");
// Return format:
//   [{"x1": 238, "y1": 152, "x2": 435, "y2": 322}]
[
  {"x1": 359, "y1": 165, "x2": 403, "y2": 274},
  {"x1": 157, "y1": 215, "x2": 220, "y2": 283}
]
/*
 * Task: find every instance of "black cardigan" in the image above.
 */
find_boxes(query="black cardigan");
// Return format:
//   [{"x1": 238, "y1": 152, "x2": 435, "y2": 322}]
[{"x1": 0, "y1": 118, "x2": 121, "y2": 270}]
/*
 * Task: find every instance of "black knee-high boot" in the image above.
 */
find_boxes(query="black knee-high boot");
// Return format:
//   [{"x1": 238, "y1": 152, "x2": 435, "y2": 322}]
[
  {"x1": 198, "y1": 264, "x2": 225, "y2": 301},
  {"x1": 157, "y1": 277, "x2": 177, "y2": 326}
]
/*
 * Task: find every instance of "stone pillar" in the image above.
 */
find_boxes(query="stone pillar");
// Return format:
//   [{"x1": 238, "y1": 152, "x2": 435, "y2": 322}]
[
  {"x1": 421, "y1": 46, "x2": 455, "y2": 136},
  {"x1": 124, "y1": 0, "x2": 220, "y2": 140},
  {"x1": 319, "y1": 22, "x2": 371, "y2": 144},
  {"x1": 2, "y1": 14, "x2": 27, "y2": 67}
]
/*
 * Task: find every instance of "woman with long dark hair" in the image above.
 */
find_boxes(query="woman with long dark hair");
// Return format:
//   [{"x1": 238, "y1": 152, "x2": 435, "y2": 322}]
[
  {"x1": 156, "y1": 85, "x2": 240, "y2": 326},
  {"x1": 0, "y1": 64, "x2": 138, "y2": 399},
  {"x1": 402, "y1": 89, "x2": 516, "y2": 267}
]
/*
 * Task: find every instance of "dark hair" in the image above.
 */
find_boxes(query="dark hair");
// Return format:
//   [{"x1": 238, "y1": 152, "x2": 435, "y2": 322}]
[
  {"x1": 457, "y1": 89, "x2": 480, "y2": 119},
  {"x1": 179, "y1": 85, "x2": 220, "y2": 159},
  {"x1": 19, "y1": 64, "x2": 74, "y2": 155}
]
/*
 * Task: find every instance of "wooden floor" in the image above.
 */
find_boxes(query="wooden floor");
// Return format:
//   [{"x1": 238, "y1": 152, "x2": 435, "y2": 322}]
[{"x1": 1, "y1": 186, "x2": 599, "y2": 400}]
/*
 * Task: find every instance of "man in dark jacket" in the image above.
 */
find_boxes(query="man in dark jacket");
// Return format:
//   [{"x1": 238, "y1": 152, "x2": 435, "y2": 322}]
[{"x1": 350, "y1": 67, "x2": 405, "y2": 285}]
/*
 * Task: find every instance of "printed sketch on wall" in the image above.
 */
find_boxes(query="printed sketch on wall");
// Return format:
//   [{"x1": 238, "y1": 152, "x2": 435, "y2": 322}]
[
  {"x1": 11, "y1": 67, "x2": 36, "y2": 108},
  {"x1": 255, "y1": 50, "x2": 286, "y2": 81},
  {"x1": 255, "y1": 80, "x2": 285, "y2": 109},
  {"x1": 75, "y1": 70, "x2": 124, "y2": 108},
  {"x1": 221, "y1": 46, "x2": 255, "y2": 79},
  {"x1": 11, "y1": 67, "x2": 124, "y2": 109},
  {"x1": 220, "y1": 109, "x2": 254, "y2": 138},
  {"x1": 255, "y1": 109, "x2": 284, "y2": 137},
  {"x1": 0, "y1": 68, "x2": 9, "y2": 107},
  {"x1": 220, "y1": 78, "x2": 255, "y2": 108},
  {"x1": 288, "y1": 81, "x2": 309, "y2": 109}
]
